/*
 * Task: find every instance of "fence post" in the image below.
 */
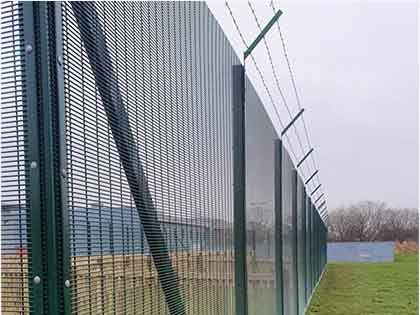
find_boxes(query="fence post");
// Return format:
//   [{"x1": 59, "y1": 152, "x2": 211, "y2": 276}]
[
  {"x1": 314, "y1": 208, "x2": 316, "y2": 282},
  {"x1": 274, "y1": 139, "x2": 284, "y2": 315},
  {"x1": 305, "y1": 196, "x2": 311, "y2": 304},
  {"x1": 232, "y1": 64, "x2": 248, "y2": 315},
  {"x1": 316, "y1": 208, "x2": 319, "y2": 283},
  {"x1": 292, "y1": 170, "x2": 299, "y2": 315},
  {"x1": 325, "y1": 225, "x2": 328, "y2": 268},
  {"x1": 308, "y1": 203, "x2": 312, "y2": 291},
  {"x1": 23, "y1": 2, "x2": 72, "y2": 314},
  {"x1": 302, "y1": 191, "x2": 307, "y2": 305},
  {"x1": 22, "y1": 3, "x2": 44, "y2": 314},
  {"x1": 21, "y1": 2, "x2": 70, "y2": 313},
  {"x1": 53, "y1": 3, "x2": 72, "y2": 313}
]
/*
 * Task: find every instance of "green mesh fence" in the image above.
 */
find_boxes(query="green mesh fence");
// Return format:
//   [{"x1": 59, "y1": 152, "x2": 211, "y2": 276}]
[
  {"x1": 1, "y1": 2, "x2": 328, "y2": 315},
  {"x1": 1, "y1": 2, "x2": 31, "y2": 313},
  {"x1": 63, "y1": 2, "x2": 236, "y2": 314},
  {"x1": 245, "y1": 78, "x2": 277, "y2": 315}
]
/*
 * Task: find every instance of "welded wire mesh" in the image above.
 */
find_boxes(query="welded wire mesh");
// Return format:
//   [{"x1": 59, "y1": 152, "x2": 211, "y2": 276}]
[
  {"x1": 245, "y1": 78, "x2": 276, "y2": 315},
  {"x1": 1, "y1": 2, "x2": 30, "y2": 313},
  {"x1": 1, "y1": 2, "x2": 328, "y2": 315},
  {"x1": 281, "y1": 146, "x2": 298, "y2": 315},
  {"x1": 305, "y1": 196, "x2": 312, "y2": 302},
  {"x1": 62, "y1": 2, "x2": 235, "y2": 314},
  {"x1": 297, "y1": 177, "x2": 306, "y2": 313}
]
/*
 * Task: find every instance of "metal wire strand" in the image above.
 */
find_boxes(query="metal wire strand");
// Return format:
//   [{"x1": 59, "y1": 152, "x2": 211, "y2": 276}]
[
  {"x1": 225, "y1": 1, "x2": 300, "y2": 163},
  {"x1": 247, "y1": 1, "x2": 314, "y2": 187},
  {"x1": 269, "y1": 1, "x2": 327, "y2": 218},
  {"x1": 227, "y1": 1, "x2": 327, "y2": 221}
]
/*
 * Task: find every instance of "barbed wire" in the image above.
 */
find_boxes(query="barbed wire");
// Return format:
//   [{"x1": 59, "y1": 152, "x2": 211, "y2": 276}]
[
  {"x1": 226, "y1": 1, "x2": 328, "y2": 220},
  {"x1": 248, "y1": 1, "x2": 314, "y2": 189},
  {"x1": 269, "y1": 1, "x2": 327, "y2": 216},
  {"x1": 225, "y1": 1, "x2": 300, "y2": 163}
]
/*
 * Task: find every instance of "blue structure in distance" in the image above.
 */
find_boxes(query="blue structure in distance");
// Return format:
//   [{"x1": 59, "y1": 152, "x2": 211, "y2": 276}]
[{"x1": 328, "y1": 241, "x2": 395, "y2": 263}]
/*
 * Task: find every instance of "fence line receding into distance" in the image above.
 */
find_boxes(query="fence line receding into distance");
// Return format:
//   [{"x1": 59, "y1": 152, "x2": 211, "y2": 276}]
[{"x1": 1, "y1": 2, "x2": 327, "y2": 315}]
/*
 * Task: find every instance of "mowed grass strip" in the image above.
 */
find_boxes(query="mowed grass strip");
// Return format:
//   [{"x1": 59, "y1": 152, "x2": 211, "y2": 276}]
[{"x1": 307, "y1": 254, "x2": 418, "y2": 315}]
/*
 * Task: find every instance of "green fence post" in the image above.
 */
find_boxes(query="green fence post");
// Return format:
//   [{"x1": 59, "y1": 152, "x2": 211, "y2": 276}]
[
  {"x1": 233, "y1": 64, "x2": 248, "y2": 315},
  {"x1": 316, "y1": 214, "x2": 318, "y2": 279},
  {"x1": 302, "y1": 191, "x2": 307, "y2": 306},
  {"x1": 312, "y1": 212, "x2": 318, "y2": 282},
  {"x1": 39, "y1": 3, "x2": 58, "y2": 312},
  {"x1": 325, "y1": 225, "x2": 328, "y2": 267},
  {"x1": 316, "y1": 210, "x2": 318, "y2": 281},
  {"x1": 274, "y1": 139, "x2": 284, "y2": 315},
  {"x1": 305, "y1": 196, "x2": 310, "y2": 304},
  {"x1": 319, "y1": 216, "x2": 322, "y2": 276},
  {"x1": 53, "y1": 3, "x2": 72, "y2": 312},
  {"x1": 32, "y1": 2, "x2": 71, "y2": 314},
  {"x1": 314, "y1": 212, "x2": 319, "y2": 285},
  {"x1": 324, "y1": 222, "x2": 326, "y2": 268},
  {"x1": 309, "y1": 204, "x2": 312, "y2": 292},
  {"x1": 23, "y1": 2, "x2": 72, "y2": 314},
  {"x1": 22, "y1": 3, "x2": 44, "y2": 314},
  {"x1": 292, "y1": 170, "x2": 299, "y2": 315},
  {"x1": 311, "y1": 203, "x2": 315, "y2": 290},
  {"x1": 318, "y1": 214, "x2": 320, "y2": 277}
]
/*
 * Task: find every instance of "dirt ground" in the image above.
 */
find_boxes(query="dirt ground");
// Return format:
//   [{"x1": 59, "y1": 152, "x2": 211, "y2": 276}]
[{"x1": 395, "y1": 241, "x2": 418, "y2": 255}]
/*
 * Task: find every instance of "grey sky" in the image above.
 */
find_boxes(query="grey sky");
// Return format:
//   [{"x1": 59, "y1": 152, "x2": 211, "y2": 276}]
[{"x1": 208, "y1": 1, "x2": 418, "y2": 210}]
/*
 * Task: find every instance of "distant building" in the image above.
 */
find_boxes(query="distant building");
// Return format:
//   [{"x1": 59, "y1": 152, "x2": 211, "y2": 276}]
[{"x1": 1, "y1": 204, "x2": 235, "y2": 256}]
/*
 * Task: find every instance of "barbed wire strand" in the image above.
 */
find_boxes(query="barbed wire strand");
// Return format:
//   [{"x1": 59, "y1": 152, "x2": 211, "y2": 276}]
[
  {"x1": 226, "y1": 1, "x2": 327, "y2": 221},
  {"x1": 269, "y1": 1, "x2": 327, "y2": 217},
  {"x1": 225, "y1": 1, "x2": 300, "y2": 163},
  {"x1": 269, "y1": 2, "x2": 321, "y2": 178},
  {"x1": 248, "y1": 1, "x2": 314, "y2": 190}
]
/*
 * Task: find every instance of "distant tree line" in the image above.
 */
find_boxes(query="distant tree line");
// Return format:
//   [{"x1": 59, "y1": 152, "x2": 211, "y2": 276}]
[{"x1": 328, "y1": 201, "x2": 418, "y2": 242}]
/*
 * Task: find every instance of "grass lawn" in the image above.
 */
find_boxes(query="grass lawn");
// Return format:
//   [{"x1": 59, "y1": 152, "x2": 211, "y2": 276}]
[{"x1": 306, "y1": 254, "x2": 418, "y2": 315}]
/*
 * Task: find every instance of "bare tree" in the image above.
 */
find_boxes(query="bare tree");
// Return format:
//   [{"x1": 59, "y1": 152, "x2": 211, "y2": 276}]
[
  {"x1": 328, "y1": 206, "x2": 354, "y2": 241},
  {"x1": 328, "y1": 201, "x2": 418, "y2": 242}
]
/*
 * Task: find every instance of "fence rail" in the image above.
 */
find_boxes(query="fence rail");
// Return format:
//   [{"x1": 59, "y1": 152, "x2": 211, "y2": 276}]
[{"x1": 1, "y1": 2, "x2": 327, "y2": 315}]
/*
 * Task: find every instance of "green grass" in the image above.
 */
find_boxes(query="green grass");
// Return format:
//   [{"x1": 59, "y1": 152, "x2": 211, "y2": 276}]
[{"x1": 306, "y1": 254, "x2": 418, "y2": 315}]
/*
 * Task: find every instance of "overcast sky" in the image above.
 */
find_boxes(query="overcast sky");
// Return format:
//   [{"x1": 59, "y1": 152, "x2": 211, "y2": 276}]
[{"x1": 208, "y1": 1, "x2": 418, "y2": 210}]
